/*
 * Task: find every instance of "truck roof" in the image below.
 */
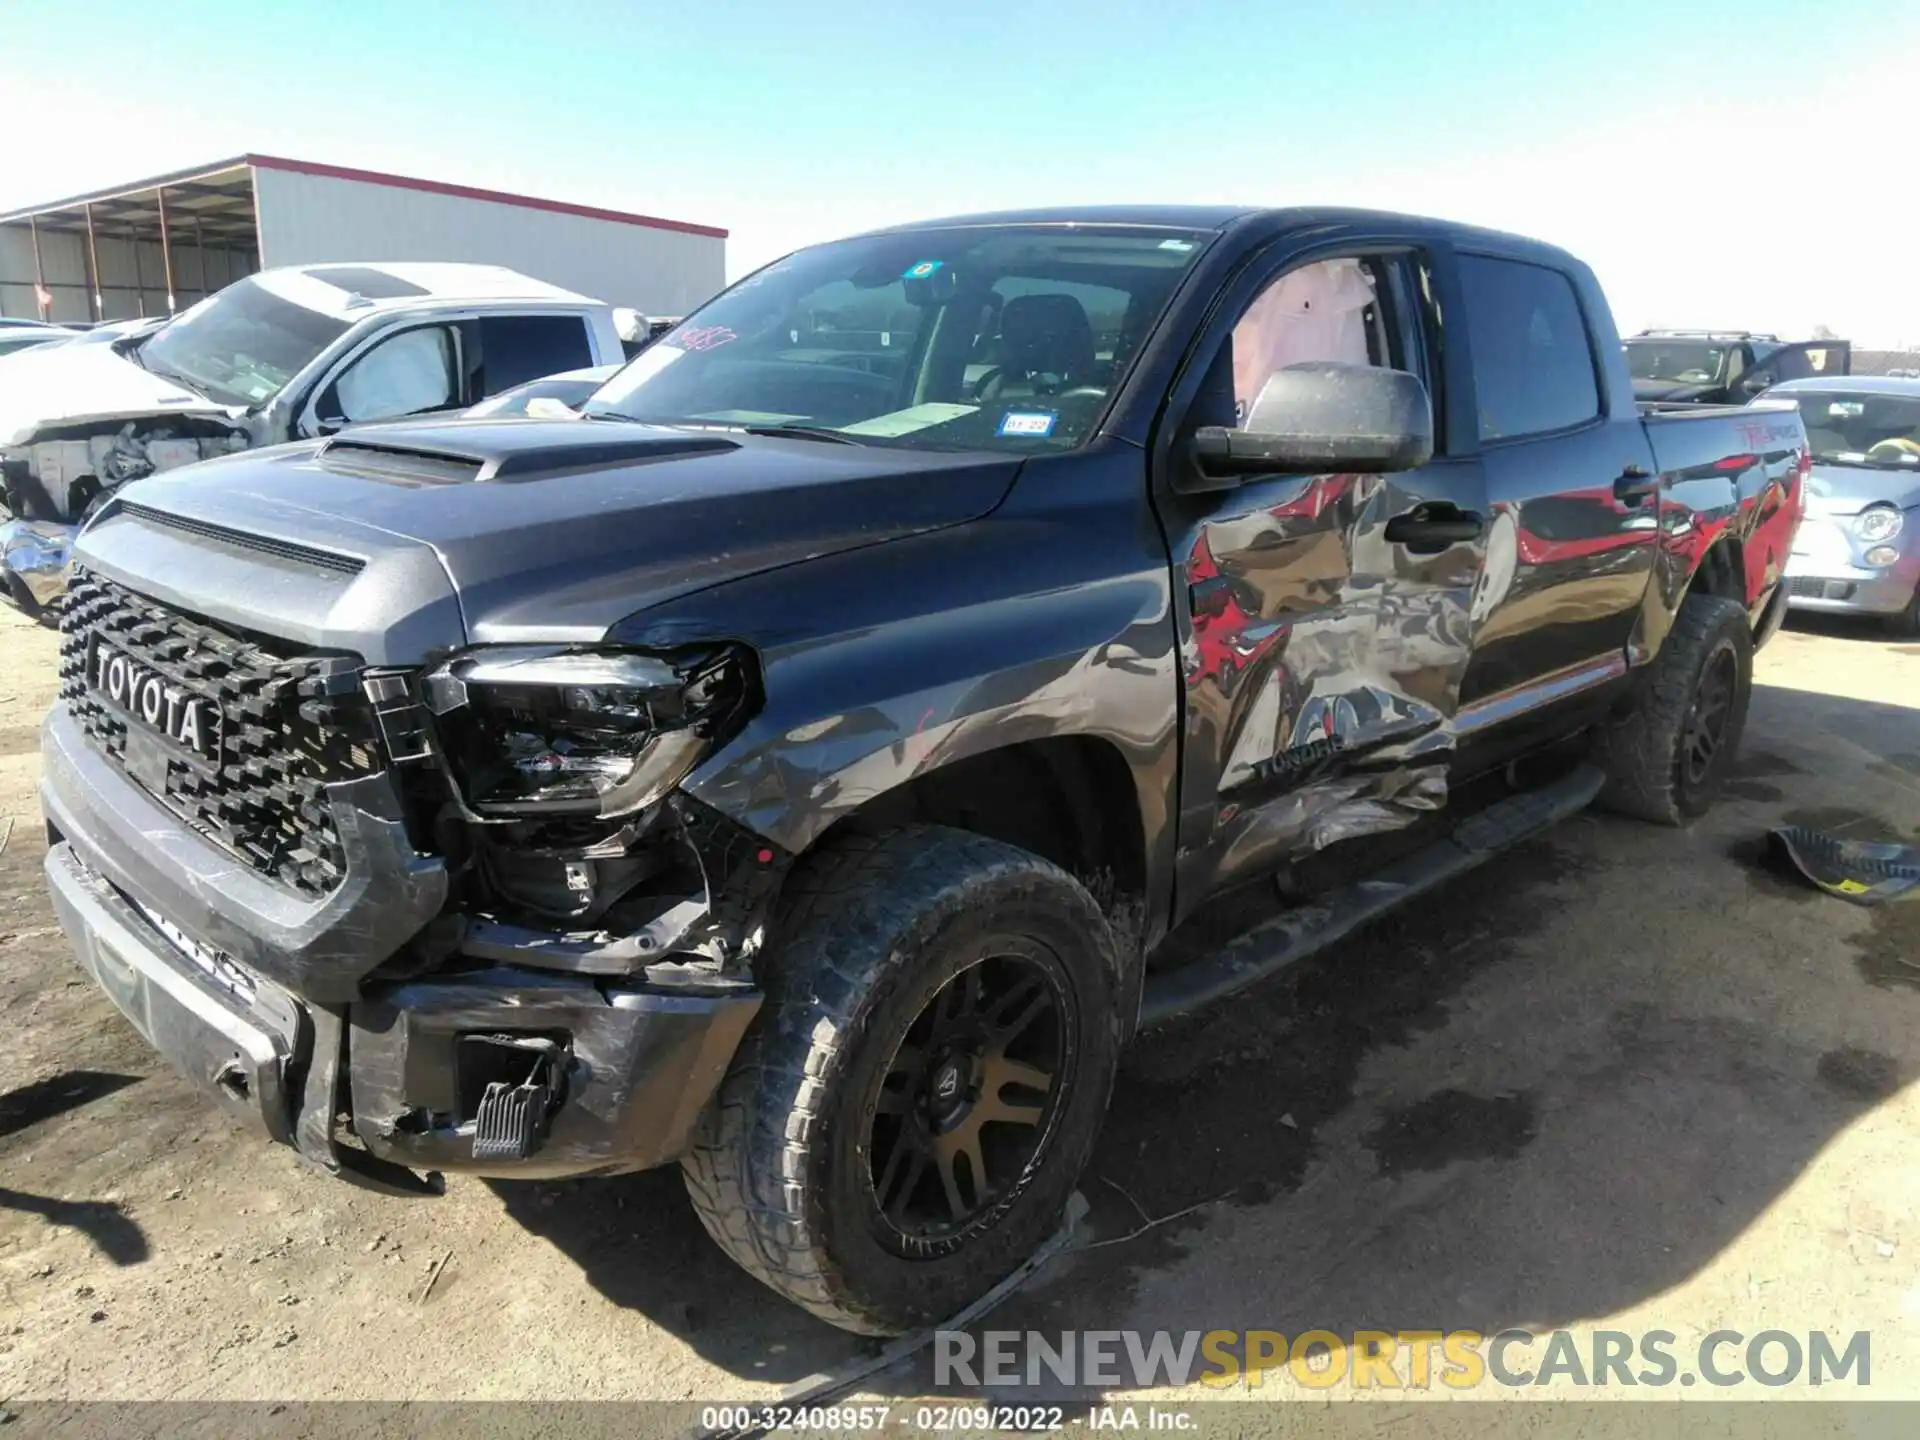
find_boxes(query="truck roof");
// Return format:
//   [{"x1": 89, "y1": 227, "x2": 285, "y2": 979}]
[
  {"x1": 856, "y1": 205, "x2": 1583, "y2": 268},
  {"x1": 252, "y1": 261, "x2": 604, "y2": 318}
]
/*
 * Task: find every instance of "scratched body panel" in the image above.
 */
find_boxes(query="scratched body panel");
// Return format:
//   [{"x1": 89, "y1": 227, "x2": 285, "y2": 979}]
[{"x1": 1167, "y1": 463, "x2": 1483, "y2": 913}]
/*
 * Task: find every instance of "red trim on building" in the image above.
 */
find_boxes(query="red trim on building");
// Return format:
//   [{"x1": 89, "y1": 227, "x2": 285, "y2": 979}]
[{"x1": 243, "y1": 154, "x2": 727, "y2": 240}]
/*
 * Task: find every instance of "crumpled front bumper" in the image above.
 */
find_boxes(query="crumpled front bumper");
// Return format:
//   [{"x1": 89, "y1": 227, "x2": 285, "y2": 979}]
[
  {"x1": 41, "y1": 704, "x2": 762, "y2": 1183},
  {"x1": 0, "y1": 517, "x2": 74, "y2": 614}
]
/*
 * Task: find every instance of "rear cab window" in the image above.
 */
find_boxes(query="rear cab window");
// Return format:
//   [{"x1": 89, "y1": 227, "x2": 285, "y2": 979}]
[
  {"x1": 477, "y1": 314, "x2": 596, "y2": 395},
  {"x1": 1456, "y1": 255, "x2": 1600, "y2": 441}
]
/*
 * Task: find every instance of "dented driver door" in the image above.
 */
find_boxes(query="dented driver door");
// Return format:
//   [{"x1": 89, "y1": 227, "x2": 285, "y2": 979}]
[{"x1": 1154, "y1": 239, "x2": 1489, "y2": 920}]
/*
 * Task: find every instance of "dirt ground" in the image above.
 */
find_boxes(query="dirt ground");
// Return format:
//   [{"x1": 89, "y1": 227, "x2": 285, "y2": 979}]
[{"x1": 0, "y1": 602, "x2": 1915, "y2": 1413}]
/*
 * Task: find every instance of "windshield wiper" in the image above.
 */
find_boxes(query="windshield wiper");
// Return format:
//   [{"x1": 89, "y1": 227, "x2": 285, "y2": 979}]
[
  {"x1": 740, "y1": 423, "x2": 867, "y2": 446},
  {"x1": 126, "y1": 344, "x2": 209, "y2": 396}
]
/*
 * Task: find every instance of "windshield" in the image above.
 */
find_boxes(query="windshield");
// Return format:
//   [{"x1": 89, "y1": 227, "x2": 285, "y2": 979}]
[
  {"x1": 1773, "y1": 389, "x2": 1920, "y2": 468},
  {"x1": 583, "y1": 225, "x2": 1209, "y2": 451},
  {"x1": 1625, "y1": 341, "x2": 1726, "y2": 384},
  {"x1": 138, "y1": 277, "x2": 350, "y2": 407}
]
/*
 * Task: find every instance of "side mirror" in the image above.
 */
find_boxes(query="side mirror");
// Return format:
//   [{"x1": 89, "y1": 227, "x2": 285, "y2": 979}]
[{"x1": 1182, "y1": 362, "x2": 1434, "y2": 490}]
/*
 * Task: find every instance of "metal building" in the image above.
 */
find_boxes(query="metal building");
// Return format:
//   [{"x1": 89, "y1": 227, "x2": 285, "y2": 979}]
[{"x1": 0, "y1": 154, "x2": 727, "y2": 323}]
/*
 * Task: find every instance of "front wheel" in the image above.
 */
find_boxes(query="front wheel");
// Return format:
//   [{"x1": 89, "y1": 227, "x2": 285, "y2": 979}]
[
  {"x1": 682, "y1": 825, "x2": 1121, "y2": 1335},
  {"x1": 1598, "y1": 592, "x2": 1754, "y2": 824}
]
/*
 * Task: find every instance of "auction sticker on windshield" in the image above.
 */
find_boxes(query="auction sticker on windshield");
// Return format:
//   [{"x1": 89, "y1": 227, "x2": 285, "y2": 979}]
[{"x1": 997, "y1": 410, "x2": 1057, "y2": 438}]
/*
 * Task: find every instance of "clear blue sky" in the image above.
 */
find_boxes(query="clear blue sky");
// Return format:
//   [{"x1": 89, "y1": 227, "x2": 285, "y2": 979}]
[{"x1": 8, "y1": 0, "x2": 1920, "y2": 342}]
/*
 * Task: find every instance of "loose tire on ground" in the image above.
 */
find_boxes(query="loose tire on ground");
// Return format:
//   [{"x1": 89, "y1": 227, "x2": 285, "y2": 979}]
[
  {"x1": 681, "y1": 824, "x2": 1122, "y2": 1335},
  {"x1": 1598, "y1": 592, "x2": 1753, "y2": 825}
]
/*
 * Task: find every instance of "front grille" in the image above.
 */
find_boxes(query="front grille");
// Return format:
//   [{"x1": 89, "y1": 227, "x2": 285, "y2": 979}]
[
  {"x1": 1788, "y1": 577, "x2": 1856, "y2": 601},
  {"x1": 59, "y1": 569, "x2": 384, "y2": 897}
]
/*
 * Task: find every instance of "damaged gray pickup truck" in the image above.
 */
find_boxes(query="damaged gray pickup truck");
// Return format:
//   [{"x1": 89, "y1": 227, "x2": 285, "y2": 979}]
[{"x1": 42, "y1": 207, "x2": 1807, "y2": 1335}]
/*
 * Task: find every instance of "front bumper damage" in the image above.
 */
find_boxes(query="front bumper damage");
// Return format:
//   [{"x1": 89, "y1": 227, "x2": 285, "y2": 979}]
[
  {"x1": 0, "y1": 517, "x2": 74, "y2": 615},
  {"x1": 41, "y1": 703, "x2": 765, "y2": 1187}
]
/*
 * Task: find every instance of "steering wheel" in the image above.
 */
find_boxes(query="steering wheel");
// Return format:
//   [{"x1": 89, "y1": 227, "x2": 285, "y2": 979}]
[{"x1": 967, "y1": 367, "x2": 1005, "y2": 402}]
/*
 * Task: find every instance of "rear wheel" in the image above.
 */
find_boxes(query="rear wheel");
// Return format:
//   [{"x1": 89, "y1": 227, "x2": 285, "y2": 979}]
[
  {"x1": 682, "y1": 825, "x2": 1121, "y2": 1335},
  {"x1": 1599, "y1": 592, "x2": 1753, "y2": 824}
]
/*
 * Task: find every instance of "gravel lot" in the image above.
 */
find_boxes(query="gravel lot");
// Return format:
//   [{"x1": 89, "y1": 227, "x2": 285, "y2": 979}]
[{"x1": 0, "y1": 602, "x2": 1915, "y2": 1411}]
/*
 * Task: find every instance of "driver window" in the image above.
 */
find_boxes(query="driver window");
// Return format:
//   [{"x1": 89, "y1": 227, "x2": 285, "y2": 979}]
[
  {"x1": 331, "y1": 326, "x2": 458, "y2": 424},
  {"x1": 1230, "y1": 257, "x2": 1387, "y2": 427}
]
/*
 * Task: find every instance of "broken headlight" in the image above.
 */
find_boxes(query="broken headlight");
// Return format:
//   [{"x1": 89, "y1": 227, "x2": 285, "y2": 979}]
[{"x1": 425, "y1": 645, "x2": 756, "y2": 819}]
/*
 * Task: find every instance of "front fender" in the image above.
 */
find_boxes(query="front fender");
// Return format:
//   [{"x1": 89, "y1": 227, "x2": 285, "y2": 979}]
[{"x1": 608, "y1": 449, "x2": 1181, "y2": 917}]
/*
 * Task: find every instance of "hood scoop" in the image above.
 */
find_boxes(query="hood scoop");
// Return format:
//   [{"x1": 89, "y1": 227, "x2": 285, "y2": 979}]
[
  {"x1": 315, "y1": 421, "x2": 739, "y2": 487},
  {"x1": 116, "y1": 500, "x2": 366, "y2": 576}
]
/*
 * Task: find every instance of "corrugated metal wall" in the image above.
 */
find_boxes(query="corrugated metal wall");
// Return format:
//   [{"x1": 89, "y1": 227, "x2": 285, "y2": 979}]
[
  {"x1": 252, "y1": 167, "x2": 725, "y2": 316},
  {"x1": 0, "y1": 223, "x2": 255, "y2": 321}
]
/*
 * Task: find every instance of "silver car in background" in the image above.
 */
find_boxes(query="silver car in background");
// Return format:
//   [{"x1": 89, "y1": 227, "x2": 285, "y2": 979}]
[{"x1": 1765, "y1": 376, "x2": 1920, "y2": 634}]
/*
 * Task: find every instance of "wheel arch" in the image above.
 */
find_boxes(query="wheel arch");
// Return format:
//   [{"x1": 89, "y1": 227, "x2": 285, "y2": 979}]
[
  {"x1": 1687, "y1": 534, "x2": 1748, "y2": 603},
  {"x1": 811, "y1": 737, "x2": 1145, "y2": 902}
]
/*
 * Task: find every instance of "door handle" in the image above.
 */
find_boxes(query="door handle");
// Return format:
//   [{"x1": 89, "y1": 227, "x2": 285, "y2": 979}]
[
  {"x1": 1384, "y1": 502, "x2": 1484, "y2": 554},
  {"x1": 1614, "y1": 463, "x2": 1660, "y2": 504}
]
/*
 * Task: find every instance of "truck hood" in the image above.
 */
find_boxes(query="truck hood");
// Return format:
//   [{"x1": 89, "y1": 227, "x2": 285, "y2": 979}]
[
  {"x1": 73, "y1": 418, "x2": 1021, "y2": 664},
  {"x1": 0, "y1": 339, "x2": 227, "y2": 443},
  {"x1": 1803, "y1": 461, "x2": 1920, "y2": 518}
]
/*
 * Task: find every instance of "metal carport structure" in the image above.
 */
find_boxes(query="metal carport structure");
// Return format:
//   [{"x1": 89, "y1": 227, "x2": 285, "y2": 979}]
[{"x1": 0, "y1": 155, "x2": 727, "y2": 323}]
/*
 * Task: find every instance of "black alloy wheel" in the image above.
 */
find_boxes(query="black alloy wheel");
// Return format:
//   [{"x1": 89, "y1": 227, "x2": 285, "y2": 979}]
[
  {"x1": 1681, "y1": 644, "x2": 1738, "y2": 788},
  {"x1": 866, "y1": 953, "x2": 1071, "y2": 1251},
  {"x1": 682, "y1": 825, "x2": 1121, "y2": 1335}
]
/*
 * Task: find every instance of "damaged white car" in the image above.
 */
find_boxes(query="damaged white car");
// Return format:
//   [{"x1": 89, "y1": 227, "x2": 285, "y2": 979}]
[{"x1": 1, "y1": 261, "x2": 622, "y2": 616}]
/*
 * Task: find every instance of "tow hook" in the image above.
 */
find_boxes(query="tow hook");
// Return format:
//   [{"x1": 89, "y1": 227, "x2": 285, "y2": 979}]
[{"x1": 463, "y1": 1034, "x2": 568, "y2": 1162}]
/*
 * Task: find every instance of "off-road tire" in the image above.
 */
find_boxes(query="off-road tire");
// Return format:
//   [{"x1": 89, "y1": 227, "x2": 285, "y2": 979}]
[
  {"x1": 681, "y1": 825, "x2": 1122, "y2": 1335},
  {"x1": 1598, "y1": 592, "x2": 1753, "y2": 824}
]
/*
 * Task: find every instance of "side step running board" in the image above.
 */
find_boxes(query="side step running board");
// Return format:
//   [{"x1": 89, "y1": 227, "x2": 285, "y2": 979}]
[{"x1": 1138, "y1": 764, "x2": 1605, "y2": 1028}]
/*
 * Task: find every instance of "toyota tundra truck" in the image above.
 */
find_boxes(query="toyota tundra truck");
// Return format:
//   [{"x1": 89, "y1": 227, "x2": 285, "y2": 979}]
[{"x1": 41, "y1": 207, "x2": 1806, "y2": 1335}]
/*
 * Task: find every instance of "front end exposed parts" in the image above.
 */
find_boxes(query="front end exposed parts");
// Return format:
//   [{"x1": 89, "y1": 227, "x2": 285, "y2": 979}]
[{"x1": 463, "y1": 1033, "x2": 568, "y2": 1162}]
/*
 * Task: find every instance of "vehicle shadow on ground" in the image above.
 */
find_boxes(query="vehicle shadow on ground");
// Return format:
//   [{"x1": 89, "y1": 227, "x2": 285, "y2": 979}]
[
  {"x1": 0, "y1": 1071, "x2": 141, "y2": 1143},
  {"x1": 490, "y1": 1169, "x2": 877, "y2": 1384},
  {"x1": 0, "y1": 1073, "x2": 150, "y2": 1266},
  {"x1": 503, "y1": 683, "x2": 1918, "y2": 1391},
  {"x1": 0, "y1": 1186, "x2": 148, "y2": 1266}
]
